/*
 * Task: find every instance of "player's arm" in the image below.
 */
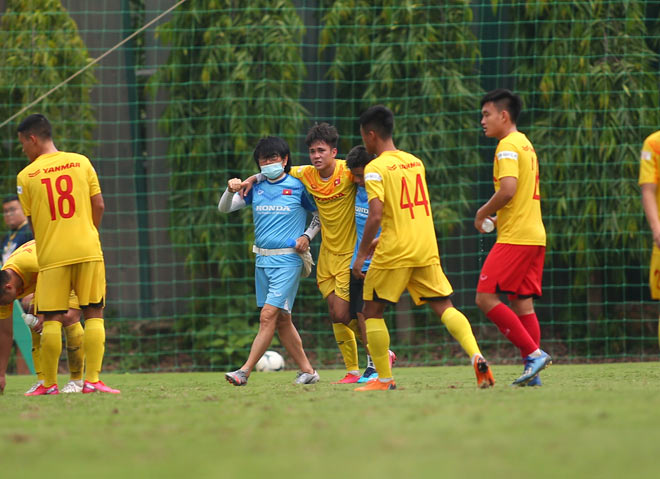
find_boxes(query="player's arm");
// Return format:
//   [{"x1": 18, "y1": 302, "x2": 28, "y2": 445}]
[
  {"x1": 352, "y1": 197, "x2": 383, "y2": 279},
  {"x1": 218, "y1": 179, "x2": 248, "y2": 213},
  {"x1": 0, "y1": 315, "x2": 12, "y2": 393},
  {"x1": 91, "y1": 193, "x2": 105, "y2": 229},
  {"x1": 295, "y1": 211, "x2": 320, "y2": 253},
  {"x1": 475, "y1": 176, "x2": 517, "y2": 232},
  {"x1": 641, "y1": 183, "x2": 660, "y2": 248}
]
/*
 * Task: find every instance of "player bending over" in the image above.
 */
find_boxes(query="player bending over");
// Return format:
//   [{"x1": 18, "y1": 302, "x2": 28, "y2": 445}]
[
  {"x1": 475, "y1": 89, "x2": 551, "y2": 386},
  {"x1": 352, "y1": 105, "x2": 495, "y2": 391},
  {"x1": 0, "y1": 241, "x2": 85, "y2": 394},
  {"x1": 218, "y1": 136, "x2": 321, "y2": 386}
]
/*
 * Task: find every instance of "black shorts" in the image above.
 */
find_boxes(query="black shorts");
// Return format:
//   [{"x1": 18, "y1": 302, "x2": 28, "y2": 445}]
[{"x1": 349, "y1": 273, "x2": 365, "y2": 320}]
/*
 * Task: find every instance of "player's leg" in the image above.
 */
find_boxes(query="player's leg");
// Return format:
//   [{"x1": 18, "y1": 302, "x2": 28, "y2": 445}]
[
  {"x1": 240, "y1": 304, "x2": 279, "y2": 372},
  {"x1": 61, "y1": 307, "x2": 84, "y2": 393},
  {"x1": 317, "y1": 248, "x2": 359, "y2": 382},
  {"x1": 28, "y1": 267, "x2": 71, "y2": 396},
  {"x1": 648, "y1": 246, "x2": 660, "y2": 348},
  {"x1": 354, "y1": 267, "x2": 405, "y2": 391},
  {"x1": 476, "y1": 244, "x2": 539, "y2": 356},
  {"x1": 73, "y1": 260, "x2": 118, "y2": 394},
  {"x1": 226, "y1": 266, "x2": 292, "y2": 385},
  {"x1": 410, "y1": 264, "x2": 494, "y2": 388},
  {"x1": 350, "y1": 273, "x2": 377, "y2": 382},
  {"x1": 0, "y1": 312, "x2": 13, "y2": 393},
  {"x1": 276, "y1": 313, "x2": 319, "y2": 384}
]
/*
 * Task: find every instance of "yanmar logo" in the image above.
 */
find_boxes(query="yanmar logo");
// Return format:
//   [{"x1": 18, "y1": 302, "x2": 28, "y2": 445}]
[
  {"x1": 28, "y1": 170, "x2": 41, "y2": 177},
  {"x1": 43, "y1": 162, "x2": 80, "y2": 174},
  {"x1": 387, "y1": 165, "x2": 397, "y2": 171},
  {"x1": 315, "y1": 192, "x2": 345, "y2": 202},
  {"x1": 255, "y1": 205, "x2": 291, "y2": 212},
  {"x1": 398, "y1": 161, "x2": 421, "y2": 169}
]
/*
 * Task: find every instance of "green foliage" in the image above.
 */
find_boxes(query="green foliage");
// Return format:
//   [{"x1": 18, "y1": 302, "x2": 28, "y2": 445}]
[
  {"x1": 503, "y1": 0, "x2": 659, "y2": 285},
  {"x1": 321, "y1": 0, "x2": 482, "y2": 230},
  {"x1": 152, "y1": 0, "x2": 307, "y2": 366},
  {"x1": 0, "y1": 0, "x2": 96, "y2": 191}
]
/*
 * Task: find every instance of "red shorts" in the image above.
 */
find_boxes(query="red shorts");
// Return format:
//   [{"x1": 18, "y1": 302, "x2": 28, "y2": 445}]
[{"x1": 477, "y1": 243, "x2": 545, "y2": 300}]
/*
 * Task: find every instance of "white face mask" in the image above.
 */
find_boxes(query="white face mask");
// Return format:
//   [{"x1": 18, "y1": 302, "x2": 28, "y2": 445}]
[{"x1": 260, "y1": 162, "x2": 284, "y2": 180}]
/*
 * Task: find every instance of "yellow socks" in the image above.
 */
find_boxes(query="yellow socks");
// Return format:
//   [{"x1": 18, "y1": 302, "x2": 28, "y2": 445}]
[
  {"x1": 41, "y1": 321, "x2": 62, "y2": 387},
  {"x1": 348, "y1": 319, "x2": 362, "y2": 343},
  {"x1": 64, "y1": 322, "x2": 84, "y2": 381},
  {"x1": 83, "y1": 318, "x2": 105, "y2": 383},
  {"x1": 332, "y1": 322, "x2": 359, "y2": 372},
  {"x1": 30, "y1": 330, "x2": 44, "y2": 382},
  {"x1": 365, "y1": 318, "x2": 391, "y2": 378},
  {"x1": 440, "y1": 307, "x2": 481, "y2": 359}
]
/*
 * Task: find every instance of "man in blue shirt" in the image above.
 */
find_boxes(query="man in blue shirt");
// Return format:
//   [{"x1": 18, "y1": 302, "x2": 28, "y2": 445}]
[
  {"x1": 1, "y1": 195, "x2": 32, "y2": 266},
  {"x1": 218, "y1": 137, "x2": 321, "y2": 386}
]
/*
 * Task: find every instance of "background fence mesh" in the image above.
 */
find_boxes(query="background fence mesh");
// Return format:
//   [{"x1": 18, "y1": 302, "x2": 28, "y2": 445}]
[{"x1": 1, "y1": 0, "x2": 659, "y2": 372}]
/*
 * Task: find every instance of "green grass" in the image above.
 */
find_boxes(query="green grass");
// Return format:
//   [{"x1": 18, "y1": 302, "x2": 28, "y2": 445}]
[{"x1": 2, "y1": 363, "x2": 660, "y2": 479}]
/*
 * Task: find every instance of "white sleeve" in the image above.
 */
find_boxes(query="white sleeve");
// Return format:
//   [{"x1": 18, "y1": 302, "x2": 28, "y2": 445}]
[
  {"x1": 217, "y1": 188, "x2": 247, "y2": 212},
  {"x1": 303, "y1": 211, "x2": 321, "y2": 240}
]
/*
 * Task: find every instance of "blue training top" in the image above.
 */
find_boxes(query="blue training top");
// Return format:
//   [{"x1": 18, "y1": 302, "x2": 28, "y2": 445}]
[
  {"x1": 350, "y1": 185, "x2": 381, "y2": 272},
  {"x1": 244, "y1": 174, "x2": 316, "y2": 268}
]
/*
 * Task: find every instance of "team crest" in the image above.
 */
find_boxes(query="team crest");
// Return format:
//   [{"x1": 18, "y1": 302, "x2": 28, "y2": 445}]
[
  {"x1": 282, "y1": 189, "x2": 292, "y2": 195},
  {"x1": 334, "y1": 178, "x2": 340, "y2": 186}
]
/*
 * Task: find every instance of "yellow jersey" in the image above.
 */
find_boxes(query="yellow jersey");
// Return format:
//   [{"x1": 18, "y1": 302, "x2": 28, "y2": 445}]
[
  {"x1": 364, "y1": 150, "x2": 439, "y2": 268},
  {"x1": 638, "y1": 131, "x2": 660, "y2": 210},
  {"x1": 289, "y1": 159, "x2": 356, "y2": 254},
  {"x1": 493, "y1": 131, "x2": 546, "y2": 246},
  {"x1": 0, "y1": 240, "x2": 38, "y2": 318},
  {"x1": 17, "y1": 151, "x2": 103, "y2": 270}
]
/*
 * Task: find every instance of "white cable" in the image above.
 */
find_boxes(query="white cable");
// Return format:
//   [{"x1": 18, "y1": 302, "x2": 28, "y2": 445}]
[{"x1": 0, "y1": 0, "x2": 188, "y2": 131}]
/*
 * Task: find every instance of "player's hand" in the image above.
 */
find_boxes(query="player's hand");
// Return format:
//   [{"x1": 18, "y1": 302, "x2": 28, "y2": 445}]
[
  {"x1": 295, "y1": 235, "x2": 310, "y2": 253},
  {"x1": 239, "y1": 175, "x2": 258, "y2": 198},
  {"x1": 33, "y1": 315, "x2": 44, "y2": 334},
  {"x1": 653, "y1": 228, "x2": 660, "y2": 249},
  {"x1": 352, "y1": 257, "x2": 366, "y2": 280},
  {"x1": 227, "y1": 178, "x2": 244, "y2": 193}
]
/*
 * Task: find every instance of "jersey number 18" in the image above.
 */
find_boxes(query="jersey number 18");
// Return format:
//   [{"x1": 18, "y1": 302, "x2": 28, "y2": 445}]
[{"x1": 41, "y1": 175, "x2": 76, "y2": 220}]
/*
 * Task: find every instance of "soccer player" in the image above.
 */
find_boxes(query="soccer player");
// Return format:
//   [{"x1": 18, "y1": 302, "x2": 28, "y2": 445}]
[
  {"x1": 2, "y1": 195, "x2": 33, "y2": 265},
  {"x1": 345, "y1": 145, "x2": 382, "y2": 383},
  {"x1": 0, "y1": 240, "x2": 85, "y2": 394},
  {"x1": 219, "y1": 136, "x2": 321, "y2": 386},
  {"x1": 16, "y1": 113, "x2": 119, "y2": 395},
  {"x1": 639, "y1": 128, "x2": 660, "y2": 347},
  {"x1": 475, "y1": 89, "x2": 551, "y2": 386},
  {"x1": 352, "y1": 105, "x2": 495, "y2": 391}
]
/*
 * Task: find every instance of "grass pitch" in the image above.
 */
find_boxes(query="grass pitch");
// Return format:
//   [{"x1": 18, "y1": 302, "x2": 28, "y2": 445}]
[{"x1": 2, "y1": 363, "x2": 659, "y2": 479}]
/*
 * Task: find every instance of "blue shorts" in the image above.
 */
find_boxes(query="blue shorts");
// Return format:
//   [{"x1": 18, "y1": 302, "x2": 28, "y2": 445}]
[{"x1": 255, "y1": 266, "x2": 301, "y2": 313}]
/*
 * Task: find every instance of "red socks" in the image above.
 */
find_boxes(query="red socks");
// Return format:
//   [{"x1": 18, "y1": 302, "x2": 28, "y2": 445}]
[{"x1": 486, "y1": 303, "x2": 538, "y2": 357}]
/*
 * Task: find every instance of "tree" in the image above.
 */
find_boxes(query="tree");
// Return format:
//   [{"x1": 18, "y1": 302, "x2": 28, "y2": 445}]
[
  {"x1": 0, "y1": 0, "x2": 96, "y2": 192},
  {"x1": 152, "y1": 0, "x2": 307, "y2": 366},
  {"x1": 501, "y1": 0, "x2": 660, "y2": 356}
]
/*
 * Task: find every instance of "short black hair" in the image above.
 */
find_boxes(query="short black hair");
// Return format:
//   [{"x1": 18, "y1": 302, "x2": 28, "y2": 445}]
[
  {"x1": 252, "y1": 136, "x2": 291, "y2": 173},
  {"x1": 480, "y1": 89, "x2": 522, "y2": 123},
  {"x1": 345, "y1": 145, "x2": 373, "y2": 170},
  {"x1": 17, "y1": 113, "x2": 52, "y2": 139},
  {"x1": 3, "y1": 195, "x2": 19, "y2": 205},
  {"x1": 359, "y1": 105, "x2": 394, "y2": 140},
  {"x1": 305, "y1": 122, "x2": 339, "y2": 149}
]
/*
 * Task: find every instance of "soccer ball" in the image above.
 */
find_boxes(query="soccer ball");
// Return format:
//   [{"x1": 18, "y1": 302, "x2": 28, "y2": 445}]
[{"x1": 255, "y1": 351, "x2": 285, "y2": 372}]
